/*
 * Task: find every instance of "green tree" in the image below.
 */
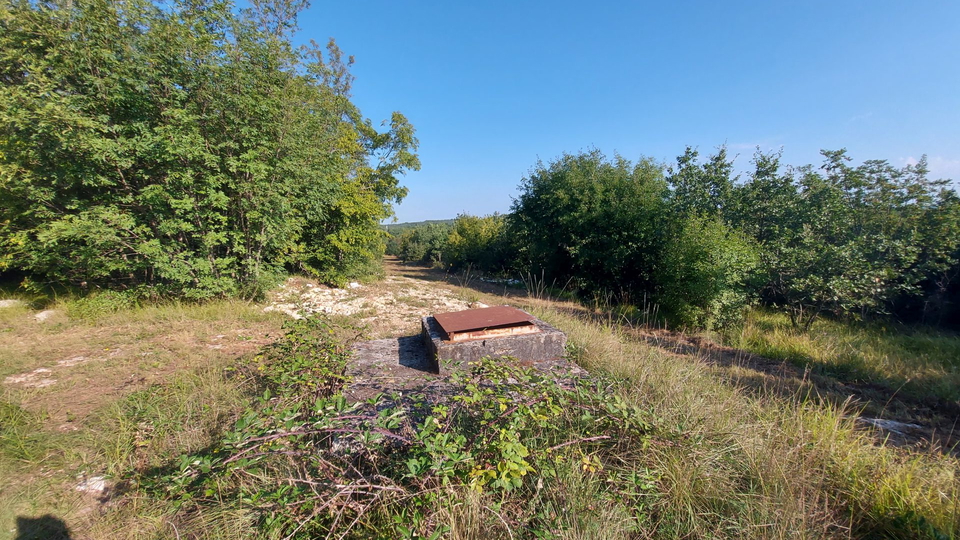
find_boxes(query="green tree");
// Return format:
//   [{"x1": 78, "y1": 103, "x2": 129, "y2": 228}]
[
  {"x1": 667, "y1": 145, "x2": 736, "y2": 218},
  {"x1": 510, "y1": 150, "x2": 668, "y2": 299},
  {"x1": 657, "y1": 216, "x2": 759, "y2": 330},
  {"x1": 730, "y1": 150, "x2": 958, "y2": 328},
  {"x1": 398, "y1": 223, "x2": 450, "y2": 265},
  {"x1": 0, "y1": 0, "x2": 418, "y2": 297},
  {"x1": 444, "y1": 213, "x2": 514, "y2": 272}
]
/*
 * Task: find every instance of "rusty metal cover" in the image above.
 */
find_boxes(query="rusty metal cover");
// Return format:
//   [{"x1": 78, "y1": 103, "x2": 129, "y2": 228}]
[{"x1": 433, "y1": 306, "x2": 534, "y2": 334}]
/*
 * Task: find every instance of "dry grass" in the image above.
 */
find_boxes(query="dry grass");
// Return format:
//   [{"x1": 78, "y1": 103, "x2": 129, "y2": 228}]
[
  {"x1": 529, "y1": 305, "x2": 959, "y2": 539},
  {"x1": 0, "y1": 297, "x2": 284, "y2": 540},
  {"x1": 2, "y1": 265, "x2": 959, "y2": 539},
  {"x1": 732, "y1": 309, "x2": 960, "y2": 403}
]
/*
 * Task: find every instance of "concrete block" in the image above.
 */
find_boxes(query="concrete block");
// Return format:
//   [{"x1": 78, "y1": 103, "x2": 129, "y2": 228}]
[{"x1": 421, "y1": 310, "x2": 567, "y2": 374}]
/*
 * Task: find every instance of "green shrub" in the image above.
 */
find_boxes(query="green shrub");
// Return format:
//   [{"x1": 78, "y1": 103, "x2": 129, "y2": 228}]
[
  {"x1": 397, "y1": 223, "x2": 451, "y2": 265},
  {"x1": 0, "y1": 0, "x2": 418, "y2": 298},
  {"x1": 146, "y1": 319, "x2": 658, "y2": 539},
  {"x1": 445, "y1": 213, "x2": 516, "y2": 273},
  {"x1": 65, "y1": 290, "x2": 139, "y2": 321},
  {"x1": 657, "y1": 216, "x2": 760, "y2": 330}
]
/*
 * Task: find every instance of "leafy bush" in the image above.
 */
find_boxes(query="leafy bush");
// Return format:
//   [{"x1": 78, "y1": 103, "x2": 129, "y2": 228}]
[
  {"x1": 444, "y1": 213, "x2": 516, "y2": 273},
  {"x1": 506, "y1": 147, "x2": 960, "y2": 330},
  {"x1": 396, "y1": 223, "x2": 451, "y2": 265},
  {"x1": 657, "y1": 216, "x2": 759, "y2": 330},
  {"x1": 511, "y1": 150, "x2": 668, "y2": 300},
  {"x1": 252, "y1": 317, "x2": 353, "y2": 402},
  {"x1": 0, "y1": 0, "x2": 418, "y2": 298},
  {"x1": 729, "y1": 150, "x2": 960, "y2": 328}
]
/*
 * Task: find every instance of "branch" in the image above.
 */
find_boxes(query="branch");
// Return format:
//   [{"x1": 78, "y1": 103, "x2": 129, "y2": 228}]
[{"x1": 547, "y1": 435, "x2": 612, "y2": 452}]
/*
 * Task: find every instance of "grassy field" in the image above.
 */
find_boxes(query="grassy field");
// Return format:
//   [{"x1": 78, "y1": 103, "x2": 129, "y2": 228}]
[
  {"x1": 1, "y1": 266, "x2": 958, "y2": 539},
  {"x1": 731, "y1": 309, "x2": 960, "y2": 403}
]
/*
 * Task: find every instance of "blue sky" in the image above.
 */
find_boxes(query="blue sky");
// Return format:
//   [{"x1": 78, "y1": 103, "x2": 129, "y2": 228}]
[{"x1": 293, "y1": 1, "x2": 960, "y2": 222}]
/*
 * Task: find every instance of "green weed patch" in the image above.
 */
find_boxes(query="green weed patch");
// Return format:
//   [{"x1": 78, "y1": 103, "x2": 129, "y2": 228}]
[{"x1": 143, "y1": 317, "x2": 659, "y2": 538}]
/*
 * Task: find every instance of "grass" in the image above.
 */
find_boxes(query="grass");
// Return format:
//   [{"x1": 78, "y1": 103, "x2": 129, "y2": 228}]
[
  {"x1": 0, "y1": 293, "x2": 284, "y2": 540},
  {"x1": 730, "y1": 309, "x2": 960, "y2": 403},
  {"x1": 529, "y1": 304, "x2": 959, "y2": 538},
  {"x1": 2, "y1": 273, "x2": 959, "y2": 539}
]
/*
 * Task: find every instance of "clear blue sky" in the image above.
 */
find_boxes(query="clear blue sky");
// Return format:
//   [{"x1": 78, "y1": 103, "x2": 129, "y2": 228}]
[{"x1": 293, "y1": 1, "x2": 960, "y2": 223}]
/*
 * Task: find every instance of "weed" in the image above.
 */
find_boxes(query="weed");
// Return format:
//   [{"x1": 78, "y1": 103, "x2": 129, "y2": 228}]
[
  {"x1": 142, "y1": 316, "x2": 659, "y2": 539},
  {"x1": 64, "y1": 291, "x2": 139, "y2": 321},
  {"x1": 534, "y1": 306, "x2": 960, "y2": 539},
  {"x1": 0, "y1": 399, "x2": 49, "y2": 463}
]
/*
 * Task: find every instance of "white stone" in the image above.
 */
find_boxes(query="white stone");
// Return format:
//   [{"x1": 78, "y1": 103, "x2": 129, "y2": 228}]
[
  {"x1": 0, "y1": 299, "x2": 25, "y2": 309},
  {"x1": 34, "y1": 309, "x2": 58, "y2": 322},
  {"x1": 4, "y1": 367, "x2": 57, "y2": 388},
  {"x1": 57, "y1": 356, "x2": 88, "y2": 367},
  {"x1": 76, "y1": 476, "x2": 107, "y2": 493}
]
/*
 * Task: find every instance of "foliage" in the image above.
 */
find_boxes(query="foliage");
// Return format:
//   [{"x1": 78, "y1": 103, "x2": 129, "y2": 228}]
[
  {"x1": 394, "y1": 222, "x2": 451, "y2": 265},
  {"x1": 148, "y1": 319, "x2": 657, "y2": 538},
  {"x1": 511, "y1": 150, "x2": 669, "y2": 299},
  {"x1": 729, "y1": 150, "x2": 960, "y2": 328},
  {"x1": 503, "y1": 147, "x2": 960, "y2": 330},
  {"x1": 0, "y1": 0, "x2": 418, "y2": 298},
  {"x1": 444, "y1": 213, "x2": 515, "y2": 273},
  {"x1": 656, "y1": 215, "x2": 759, "y2": 330},
  {"x1": 509, "y1": 149, "x2": 759, "y2": 329},
  {"x1": 252, "y1": 316, "x2": 354, "y2": 402},
  {"x1": 666, "y1": 145, "x2": 736, "y2": 218}
]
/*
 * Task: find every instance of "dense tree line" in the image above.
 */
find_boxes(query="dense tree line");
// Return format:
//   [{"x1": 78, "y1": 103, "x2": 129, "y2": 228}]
[
  {"x1": 395, "y1": 148, "x2": 960, "y2": 330},
  {"x1": 0, "y1": 0, "x2": 418, "y2": 298}
]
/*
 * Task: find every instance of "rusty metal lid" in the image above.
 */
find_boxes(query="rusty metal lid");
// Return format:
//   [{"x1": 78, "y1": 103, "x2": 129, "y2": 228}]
[{"x1": 433, "y1": 306, "x2": 534, "y2": 334}]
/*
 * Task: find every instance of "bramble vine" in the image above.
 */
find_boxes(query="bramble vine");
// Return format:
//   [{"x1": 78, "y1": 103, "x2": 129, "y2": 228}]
[{"x1": 145, "y1": 317, "x2": 660, "y2": 538}]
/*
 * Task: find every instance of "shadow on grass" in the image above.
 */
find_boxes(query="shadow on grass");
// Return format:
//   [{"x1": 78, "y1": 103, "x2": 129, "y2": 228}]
[
  {"x1": 384, "y1": 257, "x2": 960, "y2": 454},
  {"x1": 383, "y1": 256, "x2": 528, "y2": 299},
  {"x1": 15, "y1": 515, "x2": 72, "y2": 540},
  {"x1": 632, "y1": 326, "x2": 960, "y2": 455}
]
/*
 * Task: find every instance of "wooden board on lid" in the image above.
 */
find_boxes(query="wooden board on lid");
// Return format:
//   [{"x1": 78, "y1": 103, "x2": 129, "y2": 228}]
[{"x1": 432, "y1": 306, "x2": 539, "y2": 342}]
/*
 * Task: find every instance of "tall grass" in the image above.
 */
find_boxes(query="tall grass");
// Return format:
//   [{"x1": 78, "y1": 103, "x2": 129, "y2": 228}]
[
  {"x1": 533, "y1": 306, "x2": 960, "y2": 539},
  {"x1": 4, "y1": 281, "x2": 958, "y2": 539},
  {"x1": 731, "y1": 309, "x2": 960, "y2": 403}
]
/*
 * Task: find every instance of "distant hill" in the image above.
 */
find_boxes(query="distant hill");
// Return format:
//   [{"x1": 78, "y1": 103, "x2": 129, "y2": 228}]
[{"x1": 381, "y1": 219, "x2": 455, "y2": 234}]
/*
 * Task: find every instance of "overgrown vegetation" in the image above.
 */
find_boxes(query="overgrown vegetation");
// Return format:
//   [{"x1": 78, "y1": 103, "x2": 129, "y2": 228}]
[
  {"x1": 2, "y1": 0, "x2": 958, "y2": 538},
  {"x1": 0, "y1": 0, "x2": 418, "y2": 298},
  {"x1": 144, "y1": 317, "x2": 658, "y2": 538},
  {"x1": 390, "y1": 147, "x2": 960, "y2": 331},
  {"x1": 544, "y1": 305, "x2": 960, "y2": 539},
  {"x1": 2, "y1": 268, "x2": 958, "y2": 539},
  {"x1": 730, "y1": 308, "x2": 960, "y2": 403}
]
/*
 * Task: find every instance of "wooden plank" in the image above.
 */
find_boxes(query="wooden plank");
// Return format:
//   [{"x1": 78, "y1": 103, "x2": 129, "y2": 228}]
[{"x1": 447, "y1": 323, "x2": 541, "y2": 342}]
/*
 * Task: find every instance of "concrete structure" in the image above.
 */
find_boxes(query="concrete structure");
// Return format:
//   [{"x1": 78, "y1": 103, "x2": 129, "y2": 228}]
[
  {"x1": 343, "y1": 307, "x2": 578, "y2": 406},
  {"x1": 421, "y1": 307, "x2": 567, "y2": 374}
]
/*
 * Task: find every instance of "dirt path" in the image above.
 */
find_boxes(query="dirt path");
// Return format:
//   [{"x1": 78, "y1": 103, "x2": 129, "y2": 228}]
[{"x1": 262, "y1": 257, "x2": 486, "y2": 338}]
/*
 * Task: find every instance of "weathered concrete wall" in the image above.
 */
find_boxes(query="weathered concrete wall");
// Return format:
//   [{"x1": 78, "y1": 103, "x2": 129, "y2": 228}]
[{"x1": 421, "y1": 310, "x2": 567, "y2": 375}]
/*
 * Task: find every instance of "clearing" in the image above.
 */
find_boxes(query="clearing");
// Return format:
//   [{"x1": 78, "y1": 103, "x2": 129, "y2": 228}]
[{"x1": 1, "y1": 256, "x2": 957, "y2": 539}]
